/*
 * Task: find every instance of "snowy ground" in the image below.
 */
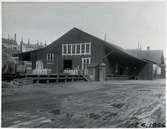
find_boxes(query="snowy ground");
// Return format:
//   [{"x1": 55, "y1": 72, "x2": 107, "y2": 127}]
[{"x1": 2, "y1": 79, "x2": 166, "y2": 128}]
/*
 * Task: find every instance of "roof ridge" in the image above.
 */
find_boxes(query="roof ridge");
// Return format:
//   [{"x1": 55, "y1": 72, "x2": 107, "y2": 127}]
[{"x1": 72, "y1": 27, "x2": 144, "y2": 61}]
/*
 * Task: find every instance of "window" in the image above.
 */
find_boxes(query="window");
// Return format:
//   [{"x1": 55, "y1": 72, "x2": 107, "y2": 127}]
[
  {"x1": 68, "y1": 44, "x2": 71, "y2": 54},
  {"x1": 62, "y1": 44, "x2": 67, "y2": 55},
  {"x1": 47, "y1": 53, "x2": 54, "y2": 64},
  {"x1": 76, "y1": 44, "x2": 80, "y2": 54},
  {"x1": 72, "y1": 44, "x2": 75, "y2": 54},
  {"x1": 62, "y1": 42, "x2": 91, "y2": 56},
  {"x1": 81, "y1": 44, "x2": 85, "y2": 54},
  {"x1": 86, "y1": 43, "x2": 90, "y2": 53}
]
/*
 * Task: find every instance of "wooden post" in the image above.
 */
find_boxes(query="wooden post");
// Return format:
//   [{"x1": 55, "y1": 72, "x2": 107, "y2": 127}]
[
  {"x1": 65, "y1": 75, "x2": 67, "y2": 83},
  {"x1": 72, "y1": 76, "x2": 74, "y2": 82},
  {"x1": 57, "y1": 56, "x2": 59, "y2": 74},
  {"x1": 36, "y1": 79, "x2": 39, "y2": 84},
  {"x1": 46, "y1": 79, "x2": 49, "y2": 84}
]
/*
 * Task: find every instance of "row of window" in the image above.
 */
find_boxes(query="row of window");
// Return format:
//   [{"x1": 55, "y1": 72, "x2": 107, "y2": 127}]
[{"x1": 62, "y1": 42, "x2": 91, "y2": 55}]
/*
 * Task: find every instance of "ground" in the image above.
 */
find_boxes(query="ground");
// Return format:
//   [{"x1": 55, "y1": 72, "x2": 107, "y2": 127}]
[{"x1": 2, "y1": 79, "x2": 166, "y2": 128}]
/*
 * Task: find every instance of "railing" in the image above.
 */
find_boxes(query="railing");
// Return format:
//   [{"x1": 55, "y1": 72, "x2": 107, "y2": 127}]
[{"x1": 63, "y1": 69, "x2": 89, "y2": 81}]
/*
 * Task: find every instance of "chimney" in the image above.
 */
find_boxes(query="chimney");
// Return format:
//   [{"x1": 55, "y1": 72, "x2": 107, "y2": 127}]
[
  {"x1": 20, "y1": 41, "x2": 23, "y2": 53},
  {"x1": 14, "y1": 33, "x2": 16, "y2": 42},
  {"x1": 147, "y1": 46, "x2": 150, "y2": 51}
]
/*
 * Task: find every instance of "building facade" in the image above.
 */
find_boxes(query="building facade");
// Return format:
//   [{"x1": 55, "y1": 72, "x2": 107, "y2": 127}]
[{"x1": 18, "y1": 28, "x2": 165, "y2": 80}]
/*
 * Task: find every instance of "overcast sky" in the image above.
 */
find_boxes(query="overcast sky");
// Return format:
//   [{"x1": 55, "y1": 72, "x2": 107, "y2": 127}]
[{"x1": 2, "y1": 2, "x2": 166, "y2": 52}]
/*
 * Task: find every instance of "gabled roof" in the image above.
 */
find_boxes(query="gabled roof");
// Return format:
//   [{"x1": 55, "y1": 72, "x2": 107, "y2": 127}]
[
  {"x1": 127, "y1": 49, "x2": 164, "y2": 65},
  {"x1": 57, "y1": 27, "x2": 145, "y2": 62},
  {"x1": 16, "y1": 27, "x2": 147, "y2": 63}
]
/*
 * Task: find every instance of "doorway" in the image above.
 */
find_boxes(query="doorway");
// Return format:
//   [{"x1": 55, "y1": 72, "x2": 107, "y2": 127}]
[{"x1": 64, "y1": 60, "x2": 72, "y2": 70}]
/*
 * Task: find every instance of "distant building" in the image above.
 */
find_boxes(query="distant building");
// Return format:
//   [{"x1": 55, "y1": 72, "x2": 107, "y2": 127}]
[
  {"x1": 2, "y1": 34, "x2": 45, "y2": 53},
  {"x1": 2, "y1": 34, "x2": 20, "y2": 74},
  {"x1": 18, "y1": 39, "x2": 45, "y2": 74},
  {"x1": 20, "y1": 40, "x2": 44, "y2": 52},
  {"x1": 127, "y1": 48, "x2": 166, "y2": 79},
  {"x1": 2, "y1": 34, "x2": 45, "y2": 74},
  {"x1": 2, "y1": 38, "x2": 20, "y2": 54},
  {"x1": 17, "y1": 28, "x2": 166, "y2": 80}
]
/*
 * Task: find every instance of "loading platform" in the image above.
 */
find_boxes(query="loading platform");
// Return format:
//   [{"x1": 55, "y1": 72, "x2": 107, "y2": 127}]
[
  {"x1": 2, "y1": 73, "x2": 88, "y2": 83},
  {"x1": 31, "y1": 74, "x2": 88, "y2": 83}
]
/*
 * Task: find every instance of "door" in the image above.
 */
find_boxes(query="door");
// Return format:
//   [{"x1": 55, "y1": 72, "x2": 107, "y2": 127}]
[
  {"x1": 64, "y1": 60, "x2": 72, "y2": 70},
  {"x1": 82, "y1": 57, "x2": 91, "y2": 75}
]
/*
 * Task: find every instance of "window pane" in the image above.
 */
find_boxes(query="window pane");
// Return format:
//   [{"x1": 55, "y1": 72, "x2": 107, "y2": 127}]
[
  {"x1": 47, "y1": 53, "x2": 54, "y2": 63},
  {"x1": 81, "y1": 44, "x2": 85, "y2": 53},
  {"x1": 63, "y1": 45, "x2": 66, "y2": 54},
  {"x1": 76, "y1": 44, "x2": 80, "y2": 54},
  {"x1": 68, "y1": 44, "x2": 71, "y2": 54},
  {"x1": 47, "y1": 53, "x2": 50, "y2": 63},
  {"x1": 49, "y1": 53, "x2": 51, "y2": 63},
  {"x1": 52, "y1": 53, "x2": 54, "y2": 63},
  {"x1": 89, "y1": 58, "x2": 91, "y2": 64},
  {"x1": 86, "y1": 44, "x2": 89, "y2": 53},
  {"x1": 72, "y1": 44, "x2": 75, "y2": 54}
]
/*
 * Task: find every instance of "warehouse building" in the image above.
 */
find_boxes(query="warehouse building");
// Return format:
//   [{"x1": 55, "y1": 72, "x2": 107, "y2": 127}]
[{"x1": 17, "y1": 27, "x2": 165, "y2": 80}]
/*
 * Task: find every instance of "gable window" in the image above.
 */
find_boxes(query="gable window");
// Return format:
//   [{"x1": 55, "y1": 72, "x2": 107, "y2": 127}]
[
  {"x1": 62, "y1": 42, "x2": 91, "y2": 56},
  {"x1": 47, "y1": 53, "x2": 54, "y2": 64},
  {"x1": 68, "y1": 44, "x2": 71, "y2": 54},
  {"x1": 72, "y1": 44, "x2": 75, "y2": 54},
  {"x1": 62, "y1": 44, "x2": 67, "y2": 55},
  {"x1": 81, "y1": 44, "x2": 85, "y2": 54},
  {"x1": 76, "y1": 44, "x2": 80, "y2": 54},
  {"x1": 86, "y1": 43, "x2": 90, "y2": 54}
]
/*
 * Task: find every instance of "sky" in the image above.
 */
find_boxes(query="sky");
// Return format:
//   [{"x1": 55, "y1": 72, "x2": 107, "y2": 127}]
[{"x1": 2, "y1": 2, "x2": 166, "y2": 52}]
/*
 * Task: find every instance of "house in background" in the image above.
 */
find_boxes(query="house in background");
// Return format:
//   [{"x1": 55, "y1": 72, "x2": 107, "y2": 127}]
[
  {"x1": 2, "y1": 34, "x2": 20, "y2": 55},
  {"x1": 20, "y1": 39, "x2": 45, "y2": 53},
  {"x1": 2, "y1": 33, "x2": 47, "y2": 75},
  {"x1": 127, "y1": 48, "x2": 166, "y2": 79},
  {"x1": 2, "y1": 34, "x2": 20, "y2": 73},
  {"x1": 17, "y1": 27, "x2": 166, "y2": 80}
]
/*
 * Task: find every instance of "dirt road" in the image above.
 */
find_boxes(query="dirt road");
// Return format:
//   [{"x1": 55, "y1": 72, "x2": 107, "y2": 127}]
[{"x1": 2, "y1": 80, "x2": 166, "y2": 128}]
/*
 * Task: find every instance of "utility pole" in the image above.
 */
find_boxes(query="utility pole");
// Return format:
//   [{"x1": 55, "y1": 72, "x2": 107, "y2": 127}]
[
  {"x1": 104, "y1": 32, "x2": 107, "y2": 41},
  {"x1": 14, "y1": 33, "x2": 16, "y2": 42},
  {"x1": 20, "y1": 37, "x2": 23, "y2": 53}
]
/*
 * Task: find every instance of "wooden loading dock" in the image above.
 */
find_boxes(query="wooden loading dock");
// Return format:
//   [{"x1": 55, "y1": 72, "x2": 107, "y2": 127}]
[
  {"x1": 16, "y1": 28, "x2": 165, "y2": 80},
  {"x1": 2, "y1": 74, "x2": 88, "y2": 84},
  {"x1": 31, "y1": 74, "x2": 88, "y2": 83}
]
